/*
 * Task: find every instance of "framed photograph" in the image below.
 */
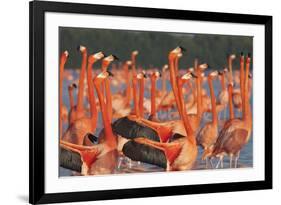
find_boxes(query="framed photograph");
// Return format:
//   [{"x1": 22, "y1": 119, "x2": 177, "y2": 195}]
[{"x1": 29, "y1": 0, "x2": 272, "y2": 204}]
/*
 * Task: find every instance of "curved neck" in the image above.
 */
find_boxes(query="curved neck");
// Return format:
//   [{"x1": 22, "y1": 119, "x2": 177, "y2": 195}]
[
  {"x1": 150, "y1": 76, "x2": 157, "y2": 117},
  {"x1": 177, "y1": 78, "x2": 195, "y2": 142},
  {"x1": 228, "y1": 84, "x2": 234, "y2": 120},
  {"x1": 240, "y1": 56, "x2": 245, "y2": 119},
  {"x1": 162, "y1": 70, "x2": 166, "y2": 93},
  {"x1": 77, "y1": 50, "x2": 87, "y2": 113},
  {"x1": 138, "y1": 78, "x2": 145, "y2": 118},
  {"x1": 208, "y1": 77, "x2": 218, "y2": 125},
  {"x1": 132, "y1": 75, "x2": 139, "y2": 116},
  {"x1": 94, "y1": 81, "x2": 116, "y2": 148},
  {"x1": 124, "y1": 64, "x2": 131, "y2": 105},
  {"x1": 87, "y1": 61, "x2": 97, "y2": 132},
  {"x1": 105, "y1": 78, "x2": 113, "y2": 122},
  {"x1": 131, "y1": 55, "x2": 137, "y2": 75},
  {"x1": 175, "y1": 57, "x2": 179, "y2": 75},
  {"x1": 244, "y1": 58, "x2": 251, "y2": 122},
  {"x1": 168, "y1": 56, "x2": 182, "y2": 117},
  {"x1": 196, "y1": 69, "x2": 202, "y2": 117},
  {"x1": 59, "y1": 55, "x2": 66, "y2": 138}
]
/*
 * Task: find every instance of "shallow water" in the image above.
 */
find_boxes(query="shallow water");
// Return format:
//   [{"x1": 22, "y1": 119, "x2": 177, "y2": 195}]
[{"x1": 60, "y1": 69, "x2": 253, "y2": 176}]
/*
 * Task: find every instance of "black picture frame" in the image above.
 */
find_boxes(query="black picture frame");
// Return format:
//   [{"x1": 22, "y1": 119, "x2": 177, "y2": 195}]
[{"x1": 29, "y1": 0, "x2": 272, "y2": 204}]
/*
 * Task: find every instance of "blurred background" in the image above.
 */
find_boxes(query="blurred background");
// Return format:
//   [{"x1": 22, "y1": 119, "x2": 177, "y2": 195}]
[{"x1": 59, "y1": 27, "x2": 253, "y2": 70}]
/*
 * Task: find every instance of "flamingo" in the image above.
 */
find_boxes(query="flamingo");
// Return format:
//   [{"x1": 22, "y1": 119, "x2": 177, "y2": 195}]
[
  {"x1": 60, "y1": 70, "x2": 117, "y2": 175},
  {"x1": 59, "y1": 50, "x2": 69, "y2": 137},
  {"x1": 210, "y1": 53, "x2": 252, "y2": 168},
  {"x1": 62, "y1": 52, "x2": 104, "y2": 145},
  {"x1": 197, "y1": 71, "x2": 219, "y2": 167}
]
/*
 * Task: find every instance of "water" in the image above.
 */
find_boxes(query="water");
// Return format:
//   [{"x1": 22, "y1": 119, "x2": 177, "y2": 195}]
[{"x1": 60, "y1": 69, "x2": 253, "y2": 177}]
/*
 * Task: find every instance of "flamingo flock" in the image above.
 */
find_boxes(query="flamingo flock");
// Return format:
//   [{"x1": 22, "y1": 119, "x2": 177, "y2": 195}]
[{"x1": 59, "y1": 45, "x2": 253, "y2": 176}]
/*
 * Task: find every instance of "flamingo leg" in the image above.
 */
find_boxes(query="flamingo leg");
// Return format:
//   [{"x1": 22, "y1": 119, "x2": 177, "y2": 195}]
[
  {"x1": 215, "y1": 157, "x2": 221, "y2": 169},
  {"x1": 205, "y1": 157, "x2": 208, "y2": 168},
  {"x1": 234, "y1": 151, "x2": 240, "y2": 168},
  {"x1": 229, "y1": 154, "x2": 233, "y2": 168},
  {"x1": 220, "y1": 156, "x2": 224, "y2": 168},
  {"x1": 209, "y1": 157, "x2": 214, "y2": 169}
]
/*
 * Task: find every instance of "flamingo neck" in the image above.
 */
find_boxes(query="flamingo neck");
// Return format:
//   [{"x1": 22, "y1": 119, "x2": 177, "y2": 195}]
[
  {"x1": 77, "y1": 50, "x2": 87, "y2": 113},
  {"x1": 244, "y1": 58, "x2": 251, "y2": 123},
  {"x1": 105, "y1": 78, "x2": 113, "y2": 122},
  {"x1": 162, "y1": 71, "x2": 166, "y2": 93},
  {"x1": 59, "y1": 54, "x2": 67, "y2": 138},
  {"x1": 87, "y1": 61, "x2": 97, "y2": 132},
  {"x1": 94, "y1": 81, "x2": 116, "y2": 148},
  {"x1": 177, "y1": 78, "x2": 195, "y2": 143},
  {"x1": 228, "y1": 84, "x2": 234, "y2": 120},
  {"x1": 150, "y1": 76, "x2": 157, "y2": 118},
  {"x1": 132, "y1": 75, "x2": 139, "y2": 117},
  {"x1": 228, "y1": 58, "x2": 233, "y2": 83},
  {"x1": 139, "y1": 78, "x2": 145, "y2": 118},
  {"x1": 196, "y1": 69, "x2": 202, "y2": 118},
  {"x1": 208, "y1": 77, "x2": 218, "y2": 125},
  {"x1": 168, "y1": 56, "x2": 182, "y2": 117},
  {"x1": 220, "y1": 74, "x2": 226, "y2": 90},
  {"x1": 240, "y1": 56, "x2": 245, "y2": 119},
  {"x1": 125, "y1": 64, "x2": 131, "y2": 106},
  {"x1": 175, "y1": 57, "x2": 179, "y2": 75}
]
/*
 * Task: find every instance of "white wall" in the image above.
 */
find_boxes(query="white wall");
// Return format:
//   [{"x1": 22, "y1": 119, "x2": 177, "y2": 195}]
[{"x1": 0, "y1": 0, "x2": 279, "y2": 204}]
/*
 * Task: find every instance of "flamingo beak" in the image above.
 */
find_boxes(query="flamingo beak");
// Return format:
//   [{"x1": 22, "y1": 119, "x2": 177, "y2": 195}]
[
  {"x1": 190, "y1": 72, "x2": 198, "y2": 78},
  {"x1": 113, "y1": 55, "x2": 119, "y2": 61},
  {"x1": 72, "y1": 83, "x2": 77, "y2": 88},
  {"x1": 107, "y1": 70, "x2": 114, "y2": 77},
  {"x1": 179, "y1": 46, "x2": 186, "y2": 52}
]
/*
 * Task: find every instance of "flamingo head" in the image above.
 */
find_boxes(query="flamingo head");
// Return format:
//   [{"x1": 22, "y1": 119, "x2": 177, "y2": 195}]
[
  {"x1": 229, "y1": 54, "x2": 236, "y2": 60},
  {"x1": 68, "y1": 83, "x2": 77, "y2": 91},
  {"x1": 151, "y1": 71, "x2": 161, "y2": 79},
  {"x1": 103, "y1": 54, "x2": 119, "y2": 63},
  {"x1": 208, "y1": 70, "x2": 219, "y2": 78},
  {"x1": 132, "y1": 50, "x2": 139, "y2": 56},
  {"x1": 136, "y1": 71, "x2": 147, "y2": 79},
  {"x1": 94, "y1": 71, "x2": 114, "y2": 85},
  {"x1": 199, "y1": 63, "x2": 209, "y2": 71},
  {"x1": 162, "y1": 64, "x2": 168, "y2": 71},
  {"x1": 246, "y1": 53, "x2": 251, "y2": 63},
  {"x1": 169, "y1": 46, "x2": 185, "y2": 60},
  {"x1": 126, "y1": 60, "x2": 132, "y2": 66},
  {"x1": 77, "y1": 45, "x2": 86, "y2": 53},
  {"x1": 60, "y1": 50, "x2": 69, "y2": 64}
]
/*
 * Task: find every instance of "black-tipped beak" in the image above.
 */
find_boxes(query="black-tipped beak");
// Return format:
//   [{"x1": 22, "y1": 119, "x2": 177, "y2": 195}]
[
  {"x1": 143, "y1": 73, "x2": 147, "y2": 78},
  {"x1": 240, "y1": 52, "x2": 244, "y2": 56},
  {"x1": 218, "y1": 71, "x2": 223, "y2": 75},
  {"x1": 179, "y1": 46, "x2": 186, "y2": 52},
  {"x1": 191, "y1": 72, "x2": 198, "y2": 78},
  {"x1": 107, "y1": 70, "x2": 114, "y2": 77},
  {"x1": 247, "y1": 53, "x2": 251, "y2": 58},
  {"x1": 113, "y1": 55, "x2": 119, "y2": 61},
  {"x1": 85, "y1": 133, "x2": 99, "y2": 143},
  {"x1": 158, "y1": 72, "x2": 162, "y2": 77},
  {"x1": 249, "y1": 73, "x2": 252, "y2": 79},
  {"x1": 72, "y1": 83, "x2": 77, "y2": 88}
]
